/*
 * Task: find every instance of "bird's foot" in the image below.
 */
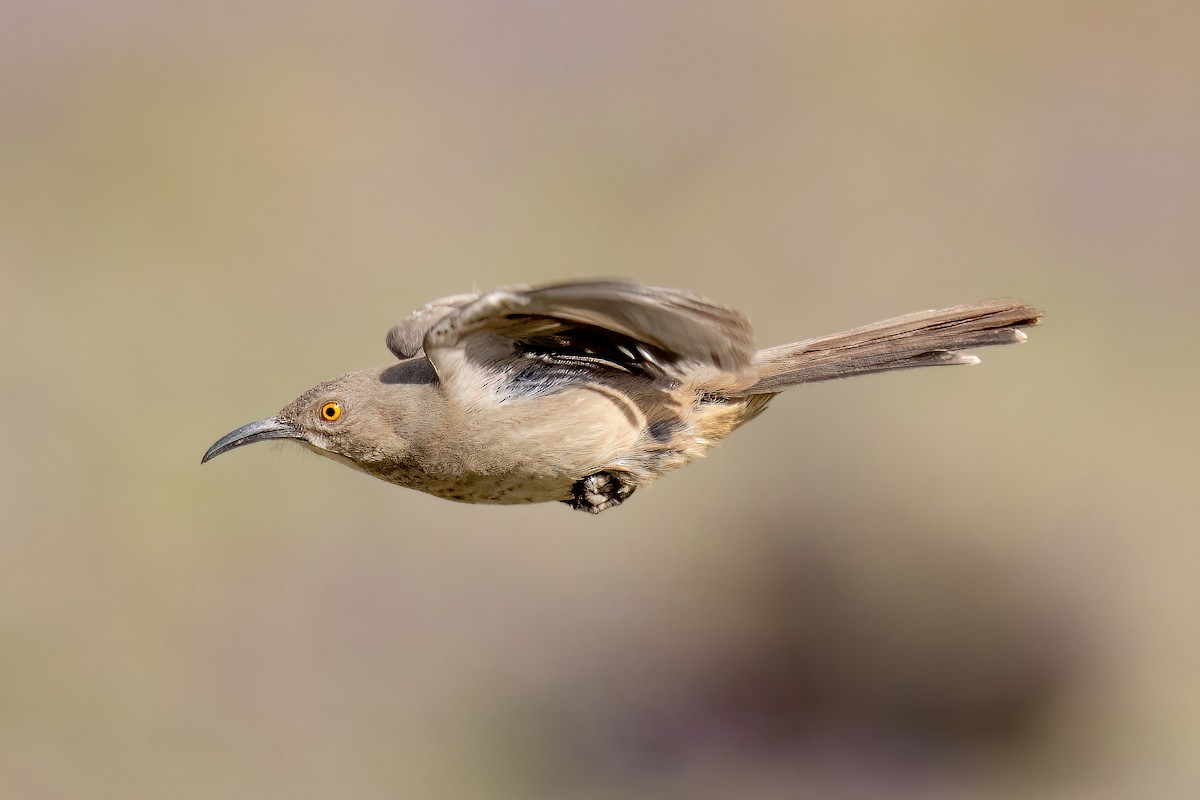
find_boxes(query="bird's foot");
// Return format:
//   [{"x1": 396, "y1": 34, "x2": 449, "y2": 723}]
[{"x1": 565, "y1": 471, "x2": 636, "y2": 514}]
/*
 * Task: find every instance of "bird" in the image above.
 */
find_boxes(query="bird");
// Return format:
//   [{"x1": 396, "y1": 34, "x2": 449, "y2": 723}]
[{"x1": 202, "y1": 280, "x2": 1040, "y2": 513}]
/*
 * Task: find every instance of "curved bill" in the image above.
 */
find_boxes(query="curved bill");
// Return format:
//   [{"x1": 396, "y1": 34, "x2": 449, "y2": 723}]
[{"x1": 202, "y1": 418, "x2": 303, "y2": 464}]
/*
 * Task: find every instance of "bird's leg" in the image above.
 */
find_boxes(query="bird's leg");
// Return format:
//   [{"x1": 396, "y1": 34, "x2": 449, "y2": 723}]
[{"x1": 565, "y1": 471, "x2": 636, "y2": 514}]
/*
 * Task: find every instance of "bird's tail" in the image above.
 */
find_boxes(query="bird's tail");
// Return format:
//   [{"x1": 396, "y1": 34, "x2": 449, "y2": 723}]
[{"x1": 732, "y1": 300, "x2": 1041, "y2": 395}]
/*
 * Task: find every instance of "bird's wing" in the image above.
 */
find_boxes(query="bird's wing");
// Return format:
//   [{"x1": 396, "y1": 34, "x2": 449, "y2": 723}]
[
  {"x1": 417, "y1": 280, "x2": 755, "y2": 390},
  {"x1": 386, "y1": 293, "x2": 480, "y2": 359}
]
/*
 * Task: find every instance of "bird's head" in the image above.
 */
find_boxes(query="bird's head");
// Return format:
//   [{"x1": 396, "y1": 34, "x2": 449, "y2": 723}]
[{"x1": 202, "y1": 365, "x2": 426, "y2": 471}]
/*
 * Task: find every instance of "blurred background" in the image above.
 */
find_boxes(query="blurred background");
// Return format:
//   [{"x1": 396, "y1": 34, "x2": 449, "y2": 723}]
[{"x1": 2, "y1": 1, "x2": 1197, "y2": 797}]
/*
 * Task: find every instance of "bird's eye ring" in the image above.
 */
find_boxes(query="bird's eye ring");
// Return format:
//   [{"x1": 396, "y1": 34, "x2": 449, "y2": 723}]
[{"x1": 320, "y1": 401, "x2": 342, "y2": 422}]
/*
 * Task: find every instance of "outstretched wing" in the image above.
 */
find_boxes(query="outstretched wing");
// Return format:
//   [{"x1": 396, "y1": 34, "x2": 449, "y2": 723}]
[{"x1": 407, "y1": 280, "x2": 755, "y2": 393}]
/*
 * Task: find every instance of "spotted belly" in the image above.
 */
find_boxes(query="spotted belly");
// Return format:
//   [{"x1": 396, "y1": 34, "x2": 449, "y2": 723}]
[{"x1": 368, "y1": 462, "x2": 578, "y2": 505}]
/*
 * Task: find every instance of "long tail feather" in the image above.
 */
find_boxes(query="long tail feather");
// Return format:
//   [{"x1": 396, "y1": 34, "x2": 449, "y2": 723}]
[{"x1": 737, "y1": 300, "x2": 1040, "y2": 394}]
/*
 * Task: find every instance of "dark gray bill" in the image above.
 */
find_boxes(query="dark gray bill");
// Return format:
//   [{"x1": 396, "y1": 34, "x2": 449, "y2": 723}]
[{"x1": 201, "y1": 417, "x2": 303, "y2": 464}]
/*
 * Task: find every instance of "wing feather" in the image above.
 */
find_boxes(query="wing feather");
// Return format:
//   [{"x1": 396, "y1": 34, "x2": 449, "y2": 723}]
[{"x1": 408, "y1": 280, "x2": 755, "y2": 388}]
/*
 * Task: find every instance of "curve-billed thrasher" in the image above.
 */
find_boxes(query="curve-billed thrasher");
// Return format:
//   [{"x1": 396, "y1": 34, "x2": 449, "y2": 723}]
[{"x1": 203, "y1": 280, "x2": 1039, "y2": 513}]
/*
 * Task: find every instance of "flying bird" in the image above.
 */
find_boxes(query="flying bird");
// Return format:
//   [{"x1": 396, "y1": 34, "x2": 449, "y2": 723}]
[{"x1": 203, "y1": 280, "x2": 1040, "y2": 513}]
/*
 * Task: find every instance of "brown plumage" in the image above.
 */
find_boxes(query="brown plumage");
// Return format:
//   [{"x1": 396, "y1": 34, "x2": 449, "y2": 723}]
[{"x1": 203, "y1": 280, "x2": 1040, "y2": 513}]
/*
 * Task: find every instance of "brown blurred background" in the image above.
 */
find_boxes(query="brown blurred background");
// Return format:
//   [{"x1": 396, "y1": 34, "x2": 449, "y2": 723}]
[{"x1": 2, "y1": 2, "x2": 1197, "y2": 798}]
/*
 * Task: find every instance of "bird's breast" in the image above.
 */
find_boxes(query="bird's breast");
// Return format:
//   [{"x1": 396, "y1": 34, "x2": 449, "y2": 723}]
[{"x1": 366, "y1": 385, "x2": 647, "y2": 504}]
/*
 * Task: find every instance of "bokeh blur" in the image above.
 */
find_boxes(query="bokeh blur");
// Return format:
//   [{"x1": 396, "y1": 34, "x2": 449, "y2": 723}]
[{"x1": 2, "y1": 2, "x2": 1197, "y2": 798}]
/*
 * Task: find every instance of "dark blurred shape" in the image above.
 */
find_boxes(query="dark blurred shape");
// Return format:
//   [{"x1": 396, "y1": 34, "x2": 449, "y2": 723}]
[{"x1": 504, "y1": 514, "x2": 1088, "y2": 796}]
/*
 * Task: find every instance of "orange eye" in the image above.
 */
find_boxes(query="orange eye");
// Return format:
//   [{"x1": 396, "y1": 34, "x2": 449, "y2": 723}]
[{"x1": 320, "y1": 402, "x2": 342, "y2": 422}]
